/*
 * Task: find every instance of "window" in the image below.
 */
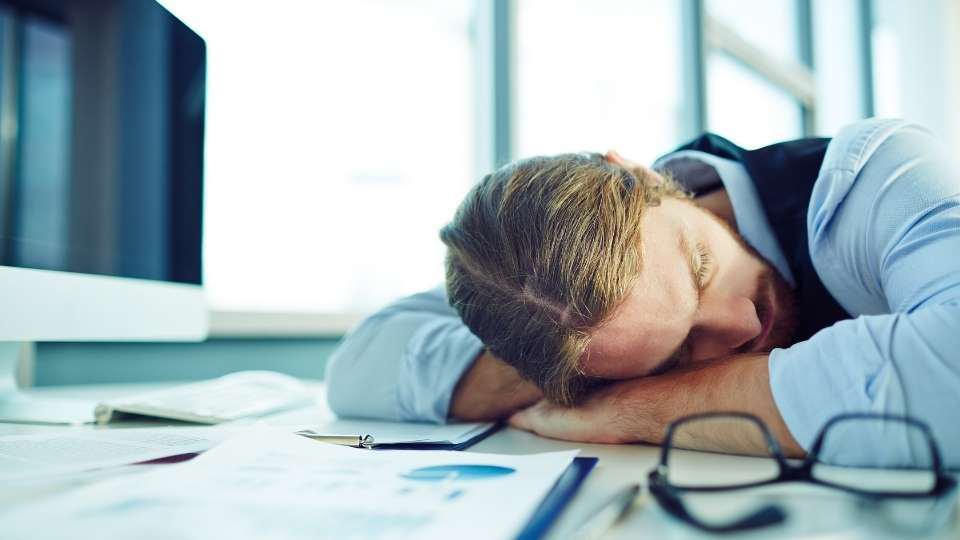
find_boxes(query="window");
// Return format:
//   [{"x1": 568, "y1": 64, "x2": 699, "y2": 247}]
[
  {"x1": 152, "y1": 0, "x2": 894, "y2": 324},
  {"x1": 706, "y1": 0, "x2": 799, "y2": 64},
  {"x1": 514, "y1": 0, "x2": 684, "y2": 165},
  {"x1": 706, "y1": 53, "x2": 803, "y2": 148},
  {"x1": 160, "y1": 0, "x2": 476, "y2": 313},
  {"x1": 703, "y1": 0, "x2": 808, "y2": 147}
]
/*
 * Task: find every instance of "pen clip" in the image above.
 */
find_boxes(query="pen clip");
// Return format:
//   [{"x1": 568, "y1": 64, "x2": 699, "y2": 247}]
[{"x1": 358, "y1": 434, "x2": 375, "y2": 449}]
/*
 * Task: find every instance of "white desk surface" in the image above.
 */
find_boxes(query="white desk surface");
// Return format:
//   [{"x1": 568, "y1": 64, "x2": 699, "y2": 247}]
[{"x1": 4, "y1": 381, "x2": 958, "y2": 540}]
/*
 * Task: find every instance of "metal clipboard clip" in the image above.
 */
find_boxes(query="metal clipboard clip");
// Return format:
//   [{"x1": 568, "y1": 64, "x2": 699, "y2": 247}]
[{"x1": 295, "y1": 430, "x2": 376, "y2": 449}]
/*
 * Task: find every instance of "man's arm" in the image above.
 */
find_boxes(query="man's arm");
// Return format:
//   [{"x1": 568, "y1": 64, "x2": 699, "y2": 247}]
[
  {"x1": 768, "y1": 120, "x2": 960, "y2": 467},
  {"x1": 450, "y1": 351, "x2": 542, "y2": 420},
  {"x1": 325, "y1": 285, "x2": 537, "y2": 422},
  {"x1": 509, "y1": 353, "x2": 805, "y2": 457}
]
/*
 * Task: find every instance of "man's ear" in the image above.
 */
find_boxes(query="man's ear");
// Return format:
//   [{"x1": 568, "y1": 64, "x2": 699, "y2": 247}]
[
  {"x1": 604, "y1": 150, "x2": 644, "y2": 171},
  {"x1": 605, "y1": 150, "x2": 660, "y2": 184}
]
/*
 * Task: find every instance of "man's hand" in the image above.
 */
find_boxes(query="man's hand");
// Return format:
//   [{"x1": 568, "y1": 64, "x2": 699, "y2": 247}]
[
  {"x1": 509, "y1": 392, "x2": 629, "y2": 444},
  {"x1": 449, "y1": 350, "x2": 543, "y2": 421},
  {"x1": 509, "y1": 353, "x2": 806, "y2": 457}
]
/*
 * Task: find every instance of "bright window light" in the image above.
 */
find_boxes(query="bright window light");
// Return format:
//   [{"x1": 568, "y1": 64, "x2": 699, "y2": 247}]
[
  {"x1": 514, "y1": 0, "x2": 685, "y2": 165},
  {"x1": 706, "y1": 0, "x2": 798, "y2": 64},
  {"x1": 159, "y1": 0, "x2": 476, "y2": 314},
  {"x1": 707, "y1": 53, "x2": 803, "y2": 149}
]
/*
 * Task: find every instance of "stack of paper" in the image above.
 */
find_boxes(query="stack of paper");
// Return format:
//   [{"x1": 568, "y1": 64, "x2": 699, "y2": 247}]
[
  {"x1": 1, "y1": 428, "x2": 578, "y2": 540},
  {"x1": 0, "y1": 427, "x2": 236, "y2": 481},
  {"x1": 94, "y1": 371, "x2": 317, "y2": 424}
]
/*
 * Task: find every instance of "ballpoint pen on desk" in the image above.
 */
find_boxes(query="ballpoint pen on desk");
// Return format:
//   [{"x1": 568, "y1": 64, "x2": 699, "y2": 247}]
[
  {"x1": 570, "y1": 483, "x2": 642, "y2": 540},
  {"x1": 295, "y1": 430, "x2": 376, "y2": 448}
]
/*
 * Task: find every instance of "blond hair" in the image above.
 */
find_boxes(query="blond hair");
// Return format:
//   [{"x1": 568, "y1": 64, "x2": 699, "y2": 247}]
[{"x1": 440, "y1": 153, "x2": 687, "y2": 405}]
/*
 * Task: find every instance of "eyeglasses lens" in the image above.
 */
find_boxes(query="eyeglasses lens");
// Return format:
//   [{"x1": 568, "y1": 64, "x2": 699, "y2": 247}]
[
  {"x1": 811, "y1": 417, "x2": 936, "y2": 494},
  {"x1": 666, "y1": 415, "x2": 781, "y2": 488},
  {"x1": 665, "y1": 415, "x2": 785, "y2": 528}
]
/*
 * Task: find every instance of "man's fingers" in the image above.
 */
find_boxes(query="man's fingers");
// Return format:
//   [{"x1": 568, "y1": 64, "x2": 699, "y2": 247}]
[
  {"x1": 509, "y1": 400, "x2": 552, "y2": 432},
  {"x1": 508, "y1": 411, "x2": 528, "y2": 430},
  {"x1": 508, "y1": 405, "x2": 539, "y2": 429}
]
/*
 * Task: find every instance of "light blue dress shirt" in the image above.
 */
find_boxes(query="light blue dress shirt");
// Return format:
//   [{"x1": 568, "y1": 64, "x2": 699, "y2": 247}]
[{"x1": 325, "y1": 118, "x2": 960, "y2": 467}]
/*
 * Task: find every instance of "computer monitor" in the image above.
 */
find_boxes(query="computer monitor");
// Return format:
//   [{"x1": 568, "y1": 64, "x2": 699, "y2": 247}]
[{"x1": 0, "y1": 0, "x2": 207, "y2": 423}]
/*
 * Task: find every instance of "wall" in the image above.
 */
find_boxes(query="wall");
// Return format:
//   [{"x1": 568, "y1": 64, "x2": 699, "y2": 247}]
[{"x1": 34, "y1": 338, "x2": 342, "y2": 386}]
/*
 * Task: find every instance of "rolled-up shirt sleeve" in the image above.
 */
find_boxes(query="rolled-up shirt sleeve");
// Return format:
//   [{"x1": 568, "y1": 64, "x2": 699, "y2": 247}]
[
  {"x1": 325, "y1": 286, "x2": 483, "y2": 423},
  {"x1": 769, "y1": 119, "x2": 960, "y2": 467}
]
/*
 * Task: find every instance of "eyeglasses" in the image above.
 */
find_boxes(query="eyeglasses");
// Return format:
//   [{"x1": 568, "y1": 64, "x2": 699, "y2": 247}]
[{"x1": 647, "y1": 412, "x2": 957, "y2": 533}]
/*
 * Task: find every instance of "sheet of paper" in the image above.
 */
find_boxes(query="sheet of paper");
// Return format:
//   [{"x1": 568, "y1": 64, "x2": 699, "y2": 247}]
[
  {"x1": 0, "y1": 427, "x2": 236, "y2": 481},
  {"x1": 1, "y1": 428, "x2": 578, "y2": 540}
]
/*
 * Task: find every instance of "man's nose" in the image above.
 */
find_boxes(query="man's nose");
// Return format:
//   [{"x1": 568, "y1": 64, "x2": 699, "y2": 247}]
[{"x1": 688, "y1": 296, "x2": 762, "y2": 360}]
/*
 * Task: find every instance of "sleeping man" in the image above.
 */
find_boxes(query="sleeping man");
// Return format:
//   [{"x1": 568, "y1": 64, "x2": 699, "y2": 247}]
[{"x1": 325, "y1": 118, "x2": 960, "y2": 466}]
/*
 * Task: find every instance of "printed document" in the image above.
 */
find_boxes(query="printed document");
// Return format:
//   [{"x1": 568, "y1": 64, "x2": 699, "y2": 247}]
[
  {"x1": 0, "y1": 427, "x2": 235, "y2": 481},
  {"x1": 1, "y1": 428, "x2": 578, "y2": 540}
]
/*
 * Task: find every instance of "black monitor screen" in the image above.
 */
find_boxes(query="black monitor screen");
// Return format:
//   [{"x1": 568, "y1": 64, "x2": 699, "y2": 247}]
[{"x1": 0, "y1": 0, "x2": 205, "y2": 285}]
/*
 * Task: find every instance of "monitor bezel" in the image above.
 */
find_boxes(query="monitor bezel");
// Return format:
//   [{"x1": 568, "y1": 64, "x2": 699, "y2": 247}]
[{"x1": 0, "y1": 265, "x2": 207, "y2": 341}]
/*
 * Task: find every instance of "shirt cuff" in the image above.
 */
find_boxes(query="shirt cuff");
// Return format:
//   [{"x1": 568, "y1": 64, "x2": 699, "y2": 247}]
[{"x1": 397, "y1": 318, "x2": 484, "y2": 423}]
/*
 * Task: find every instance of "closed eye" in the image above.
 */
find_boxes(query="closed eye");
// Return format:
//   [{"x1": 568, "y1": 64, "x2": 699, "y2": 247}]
[{"x1": 694, "y1": 241, "x2": 712, "y2": 289}]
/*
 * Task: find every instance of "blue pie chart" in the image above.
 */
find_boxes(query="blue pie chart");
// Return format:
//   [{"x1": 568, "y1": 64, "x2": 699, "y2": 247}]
[{"x1": 401, "y1": 464, "x2": 516, "y2": 481}]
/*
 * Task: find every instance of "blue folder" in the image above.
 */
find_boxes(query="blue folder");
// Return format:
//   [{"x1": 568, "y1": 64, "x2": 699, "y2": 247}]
[
  {"x1": 368, "y1": 421, "x2": 503, "y2": 450},
  {"x1": 517, "y1": 456, "x2": 599, "y2": 540}
]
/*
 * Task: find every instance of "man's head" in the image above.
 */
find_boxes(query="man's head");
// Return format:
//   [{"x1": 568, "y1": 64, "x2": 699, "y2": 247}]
[{"x1": 440, "y1": 153, "x2": 795, "y2": 406}]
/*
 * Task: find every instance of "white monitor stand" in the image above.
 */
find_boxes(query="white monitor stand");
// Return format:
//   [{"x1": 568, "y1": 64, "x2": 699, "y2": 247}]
[
  {"x1": 0, "y1": 342, "x2": 96, "y2": 424},
  {"x1": 0, "y1": 267, "x2": 208, "y2": 425}
]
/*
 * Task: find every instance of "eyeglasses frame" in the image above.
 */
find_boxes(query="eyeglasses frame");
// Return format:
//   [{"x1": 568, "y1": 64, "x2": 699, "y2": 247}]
[{"x1": 647, "y1": 411, "x2": 957, "y2": 533}]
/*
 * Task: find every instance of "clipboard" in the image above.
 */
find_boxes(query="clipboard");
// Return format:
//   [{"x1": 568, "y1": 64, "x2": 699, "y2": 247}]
[
  {"x1": 295, "y1": 421, "x2": 502, "y2": 450},
  {"x1": 517, "y1": 456, "x2": 599, "y2": 540}
]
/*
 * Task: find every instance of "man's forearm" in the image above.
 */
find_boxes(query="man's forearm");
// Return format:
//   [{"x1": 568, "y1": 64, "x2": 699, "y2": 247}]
[
  {"x1": 609, "y1": 354, "x2": 804, "y2": 456},
  {"x1": 511, "y1": 353, "x2": 805, "y2": 457},
  {"x1": 449, "y1": 350, "x2": 543, "y2": 421}
]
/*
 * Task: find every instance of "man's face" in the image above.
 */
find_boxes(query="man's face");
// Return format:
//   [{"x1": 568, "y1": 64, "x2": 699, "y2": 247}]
[{"x1": 580, "y1": 195, "x2": 796, "y2": 379}]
